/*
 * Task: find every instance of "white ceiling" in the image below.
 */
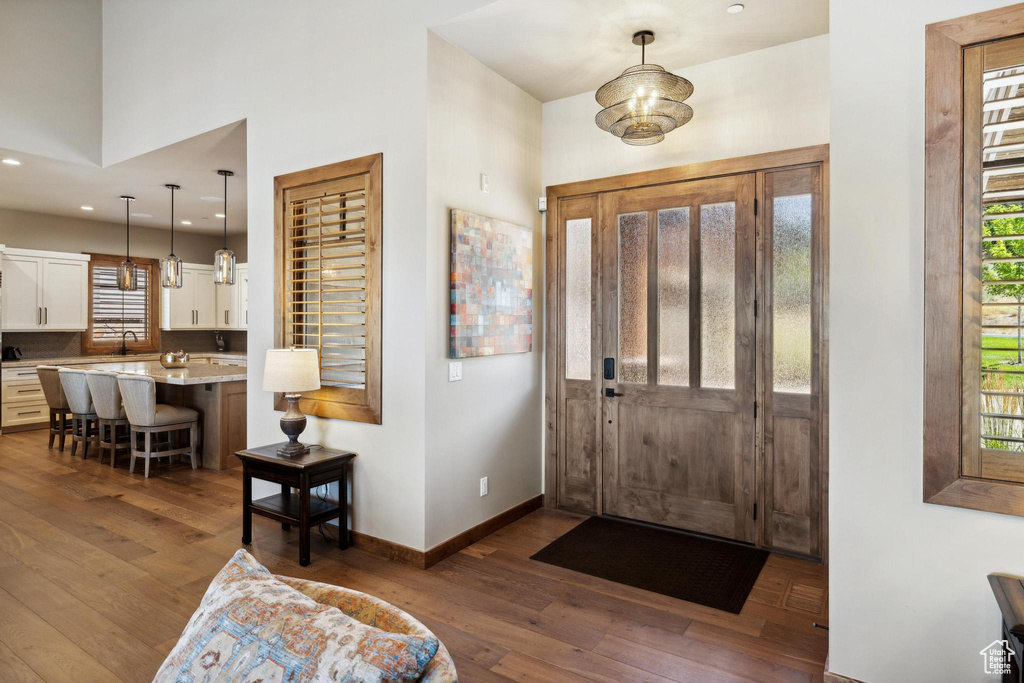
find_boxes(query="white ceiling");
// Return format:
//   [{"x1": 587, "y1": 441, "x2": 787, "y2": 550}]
[
  {"x1": 431, "y1": 0, "x2": 829, "y2": 103},
  {"x1": 0, "y1": 120, "x2": 247, "y2": 235}
]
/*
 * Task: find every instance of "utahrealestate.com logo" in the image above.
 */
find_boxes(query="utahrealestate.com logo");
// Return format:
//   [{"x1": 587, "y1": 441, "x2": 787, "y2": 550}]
[{"x1": 980, "y1": 640, "x2": 1015, "y2": 675}]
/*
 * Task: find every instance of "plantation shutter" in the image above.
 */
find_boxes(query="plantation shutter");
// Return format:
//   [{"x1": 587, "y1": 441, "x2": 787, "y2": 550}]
[
  {"x1": 276, "y1": 154, "x2": 382, "y2": 425},
  {"x1": 91, "y1": 264, "x2": 151, "y2": 342}
]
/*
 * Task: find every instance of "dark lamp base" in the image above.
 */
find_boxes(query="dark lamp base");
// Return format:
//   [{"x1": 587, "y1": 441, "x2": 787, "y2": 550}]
[{"x1": 277, "y1": 394, "x2": 310, "y2": 457}]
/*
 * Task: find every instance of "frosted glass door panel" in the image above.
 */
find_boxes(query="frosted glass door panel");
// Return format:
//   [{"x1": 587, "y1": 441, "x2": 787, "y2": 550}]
[
  {"x1": 700, "y1": 202, "x2": 736, "y2": 389},
  {"x1": 772, "y1": 194, "x2": 812, "y2": 393},
  {"x1": 658, "y1": 208, "x2": 690, "y2": 386},
  {"x1": 565, "y1": 218, "x2": 593, "y2": 380},
  {"x1": 618, "y1": 212, "x2": 648, "y2": 384}
]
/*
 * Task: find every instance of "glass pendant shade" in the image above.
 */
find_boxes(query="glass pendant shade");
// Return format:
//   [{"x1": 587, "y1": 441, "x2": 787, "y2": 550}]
[
  {"x1": 214, "y1": 248, "x2": 236, "y2": 284},
  {"x1": 162, "y1": 184, "x2": 183, "y2": 288},
  {"x1": 118, "y1": 259, "x2": 138, "y2": 291},
  {"x1": 214, "y1": 170, "x2": 235, "y2": 284},
  {"x1": 595, "y1": 32, "x2": 694, "y2": 146},
  {"x1": 118, "y1": 195, "x2": 137, "y2": 291},
  {"x1": 161, "y1": 254, "x2": 183, "y2": 288}
]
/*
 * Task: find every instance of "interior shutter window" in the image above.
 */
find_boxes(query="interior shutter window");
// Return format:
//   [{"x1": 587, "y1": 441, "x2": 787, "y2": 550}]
[
  {"x1": 276, "y1": 154, "x2": 382, "y2": 425},
  {"x1": 84, "y1": 255, "x2": 160, "y2": 354}
]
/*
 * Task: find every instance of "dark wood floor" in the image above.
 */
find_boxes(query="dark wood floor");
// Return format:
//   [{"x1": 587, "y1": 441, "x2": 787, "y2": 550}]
[{"x1": 0, "y1": 430, "x2": 828, "y2": 682}]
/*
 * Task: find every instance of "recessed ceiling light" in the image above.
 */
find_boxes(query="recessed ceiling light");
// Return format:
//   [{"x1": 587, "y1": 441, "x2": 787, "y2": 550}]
[
  {"x1": 727, "y1": 3, "x2": 744, "y2": 13},
  {"x1": 1, "y1": 158, "x2": 21, "y2": 166},
  {"x1": 131, "y1": 212, "x2": 152, "y2": 218},
  {"x1": 200, "y1": 196, "x2": 223, "y2": 203},
  {"x1": 181, "y1": 220, "x2": 192, "y2": 225},
  {"x1": 215, "y1": 213, "x2": 225, "y2": 218},
  {"x1": 80, "y1": 206, "x2": 94, "y2": 211}
]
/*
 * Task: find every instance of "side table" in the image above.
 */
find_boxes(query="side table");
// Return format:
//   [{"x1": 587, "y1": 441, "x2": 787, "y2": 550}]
[{"x1": 236, "y1": 443, "x2": 356, "y2": 566}]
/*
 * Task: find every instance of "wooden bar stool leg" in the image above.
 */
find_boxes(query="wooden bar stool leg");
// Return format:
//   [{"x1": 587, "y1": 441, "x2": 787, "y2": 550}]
[
  {"x1": 129, "y1": 429, "x2": 137, "y2": 474},
  {"x1": 144, "y1": 431, "x2": 152, "y2": 478},
  {"x1": 71, "y1": 417, "x2": 79, "y2": 457},
  {"x1": 189, "y1": 422, "x2": 198, "y2": 469},
  {"x1": 48, "y1": 409, "x2": 56, "y2": 449},
  {"x1": 59, "y1": 412, "x2": 67, "y2": 452},
  {"x1": 82, "y1": 418, "x2": 91, "y2": 459}
]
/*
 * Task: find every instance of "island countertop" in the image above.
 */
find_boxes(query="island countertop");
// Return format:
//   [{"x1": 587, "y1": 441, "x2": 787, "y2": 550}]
[{"x1": 75, "y1": 360, "x2": 246, "y2": 385}]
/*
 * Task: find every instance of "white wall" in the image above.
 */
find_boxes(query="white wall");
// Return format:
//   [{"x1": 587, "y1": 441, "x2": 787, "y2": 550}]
[
  {"x1": 829, "y1": 1, "x2": 1024, "y2": 681},
  {"x1": 101, "y1": 0, "x2": 491, "y2": 550},
  {"x1": 0, "y1": 0, "x2": 102, "y2": 165},
  {"x1": 542, "y1": 35, "x2": 829, "y2": 187},
  {"x1": 424, "y1": 33, "x2": 543, "y2": 549},
  {"x1": 0, "y1": 207, "x2": 228, "y2": 263}
]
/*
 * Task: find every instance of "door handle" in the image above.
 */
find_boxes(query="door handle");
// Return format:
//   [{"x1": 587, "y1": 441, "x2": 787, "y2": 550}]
[
  {"x1": 44, "y1": 307, "x2": 47, "y2": 324},
  {"x1": 605, "y1": 388, "x2": 624, "y2": 398}
]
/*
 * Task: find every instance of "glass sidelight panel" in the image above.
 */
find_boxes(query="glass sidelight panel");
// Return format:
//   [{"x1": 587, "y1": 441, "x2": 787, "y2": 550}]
[
  {"x1": 773, "y1": 194, "x2": 813, "y2": 393},
  {"x1": 565, "y1": 218, "x2": 592, "y2": 380},
  {"x1": 619, "y1": 212, "x2": 648, "y2": 383},
  {"x1": 700, "y1": 202, "x2": 736, "y2": 389},
  {"x1": 658, "y1": 207, "x2": 690, "y2": 386}
]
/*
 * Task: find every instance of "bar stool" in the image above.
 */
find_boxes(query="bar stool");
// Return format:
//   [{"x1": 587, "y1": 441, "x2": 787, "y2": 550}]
[
  {"x1": 86, "y1": 371, "x2": 131, "y2": 468},
  {"x1": 117, "y1": 374, "x2": 199, "y2": 478},
  {"x1": 58, "y1": 368, "x2": 99, "y2": 458},
  {"x1": 36, "y1": 365, "x2": 72, "y2": 451}
]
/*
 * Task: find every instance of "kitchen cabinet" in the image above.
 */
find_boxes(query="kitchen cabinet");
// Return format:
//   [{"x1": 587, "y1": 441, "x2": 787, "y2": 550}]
[
  {"x1": 1, "y1": 249, "x2": 89, "y2": 331},
  {"x1": 161, "y1": 264, "x2": 218, "y2": 330},
  {"x1": 214, "y1": 263, "x2": 248, "y2": 330}
]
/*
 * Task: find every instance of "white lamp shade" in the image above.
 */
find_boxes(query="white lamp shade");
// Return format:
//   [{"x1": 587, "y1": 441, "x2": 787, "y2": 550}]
[{"x1": 263, "y1": 349, "x2": 321, "y2": 393}]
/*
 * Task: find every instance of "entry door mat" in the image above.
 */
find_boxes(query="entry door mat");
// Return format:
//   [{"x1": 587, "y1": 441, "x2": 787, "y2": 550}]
[{"x1": 530, "y1": 516, "x2": 769, "y2": 614}]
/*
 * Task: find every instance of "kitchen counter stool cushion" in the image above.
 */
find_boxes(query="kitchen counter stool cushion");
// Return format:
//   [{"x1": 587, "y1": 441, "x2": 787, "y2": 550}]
[
  {"x1": 58, "y1": 368, "x2": 99, "y2": 458},
  {"x1": 117, "y1": 374, "x2": 199, "y2": 477},
  {"x1": 86, "y1": 371, "x2": 131, "y2": 467},
  {"x1": 37, "y1": 365, "x2": 72, "y2": 451},
  {"x1": 153, "y1": 549, "x2": 442, "y2": 683}
]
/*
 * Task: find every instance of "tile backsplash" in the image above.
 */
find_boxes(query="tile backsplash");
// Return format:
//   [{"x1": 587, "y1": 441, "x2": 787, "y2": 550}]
[{"x1": 3, "y1": 330, "x2": 247, "y2": 359}]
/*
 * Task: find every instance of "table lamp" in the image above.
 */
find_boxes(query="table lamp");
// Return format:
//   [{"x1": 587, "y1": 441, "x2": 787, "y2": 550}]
[{"x1": 264, "y1": 348, "x2": 321, "y2": 456}]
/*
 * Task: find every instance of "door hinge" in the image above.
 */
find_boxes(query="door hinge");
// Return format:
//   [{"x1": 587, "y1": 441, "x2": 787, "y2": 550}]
[
  {"x1": 754, "y1": 197, "x2": 759, "y2": 216},
  {"x1": 753, "y1": 503, "x2": 758, "y2": 520}
]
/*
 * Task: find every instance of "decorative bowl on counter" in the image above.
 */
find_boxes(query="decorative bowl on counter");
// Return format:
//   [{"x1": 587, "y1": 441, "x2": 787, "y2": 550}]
[{"x1": 159, "y1": 350, "x2": 190, "y2": 368}]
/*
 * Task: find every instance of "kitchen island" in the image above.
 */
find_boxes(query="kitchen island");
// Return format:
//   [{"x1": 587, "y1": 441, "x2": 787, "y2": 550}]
[{"x1": 77, "y1": 360, "x2": 246, "y2": 470}]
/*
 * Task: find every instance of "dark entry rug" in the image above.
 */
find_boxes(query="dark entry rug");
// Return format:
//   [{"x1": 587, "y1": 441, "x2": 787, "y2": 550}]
[{"x1": 530, "y1": 516, "x2": 769, "y2": 614}]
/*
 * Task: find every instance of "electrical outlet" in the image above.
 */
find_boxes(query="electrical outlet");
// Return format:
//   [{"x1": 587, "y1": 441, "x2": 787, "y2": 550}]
[
  {"x1": 480, "y1": 173, "x2": 489, "y2": 193},
  {"x1": 448, "y1": 361, "x2": 462, "y2": 382},
  {"x1": 480, "y1": 477, "x2": 488, "y2": 497}
]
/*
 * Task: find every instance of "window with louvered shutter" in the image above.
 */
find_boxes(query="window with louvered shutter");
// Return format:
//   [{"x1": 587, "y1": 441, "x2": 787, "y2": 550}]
[
  {"x1": 274, "y1": 154, "x2": 382, "y2": 425},
  {"x1": 84, "y1": 254, "x2": 160, "y2": 354}
]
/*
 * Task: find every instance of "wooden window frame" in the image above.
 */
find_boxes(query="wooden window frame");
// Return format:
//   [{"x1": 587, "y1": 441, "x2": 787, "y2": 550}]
[
  {"x1": 273, "y1": 153, "x2": 382, "y2": 425},
  {"x1": 924, "y1": 5, "x2": 1024, "y2": 516},
  {"x1": 83, "y1": 253, "x2": 161, "y2": 355}
]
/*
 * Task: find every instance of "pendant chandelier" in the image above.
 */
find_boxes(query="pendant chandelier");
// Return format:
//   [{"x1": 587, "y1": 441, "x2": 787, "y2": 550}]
[
  {"x1": 213, "y1": 169, "x2": 235, "y2": 285},
  {"x1": 118, "y1": 196, "x2": 138, "y2": 291},
  {"x1": 595, "y1": 31, "x2": 694, "y2": 146},
  {"x1": 161, "y1": 184, "x2": 183, "y2": 289}
]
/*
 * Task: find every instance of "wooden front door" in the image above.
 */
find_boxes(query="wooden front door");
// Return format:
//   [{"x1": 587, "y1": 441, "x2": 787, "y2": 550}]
[{"x1": 600, "y1": 174, "x2": 757, "y2": 541}]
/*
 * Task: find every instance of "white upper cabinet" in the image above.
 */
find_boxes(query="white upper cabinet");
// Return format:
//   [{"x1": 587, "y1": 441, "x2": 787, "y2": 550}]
[
  {"x1": 162, "y1": 263, "x2": 245, "y2": 330},
  {"x1": 215, "y1": 263, "x2": 248, "y2": 330},
  {"x1": 237, "y1": 264, "x2": 248, "y2": 330},
  {"x1": 1, "y1": 249, "x2": 89, "y2": 331}
]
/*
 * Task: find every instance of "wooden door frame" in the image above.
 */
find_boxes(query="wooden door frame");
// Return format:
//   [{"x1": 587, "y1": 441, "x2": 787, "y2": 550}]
[{"x1": 544, "y1": 144, "x2": 830, "y2": 554}]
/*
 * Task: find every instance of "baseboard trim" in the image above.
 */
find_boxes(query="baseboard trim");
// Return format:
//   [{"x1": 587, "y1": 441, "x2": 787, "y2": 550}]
[
  {"x1": 350, "y1": 493, "x2": 545, "y2": 569},
  {"x1": 824, "y1": 671, "x2": 866, "y2": 683}
]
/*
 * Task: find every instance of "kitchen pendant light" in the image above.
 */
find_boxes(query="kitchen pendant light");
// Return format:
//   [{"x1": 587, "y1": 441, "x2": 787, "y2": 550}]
[
  {"x1": 595, "y1": 31, "x2": 694, "y2": 146},
  {"x1": 213, "y1": 169, "x2": 235, "y2": 285},
  {"x1": 161, "y1": 184, "x2": 183, "y2": 288},
  {"x1": 118, "y1": 196, "x2": 138, "y2": 291}
]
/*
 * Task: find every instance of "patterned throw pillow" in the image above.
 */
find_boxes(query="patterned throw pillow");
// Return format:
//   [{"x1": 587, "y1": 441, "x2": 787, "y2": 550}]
[{"x1": 154, "y1": 549, "x2": 440, "y2": 682}]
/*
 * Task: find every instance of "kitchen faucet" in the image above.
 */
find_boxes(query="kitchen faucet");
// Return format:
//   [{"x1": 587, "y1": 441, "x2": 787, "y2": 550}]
[{"x1": 119, "y1": 330, "x2": 138, "y2": 356}]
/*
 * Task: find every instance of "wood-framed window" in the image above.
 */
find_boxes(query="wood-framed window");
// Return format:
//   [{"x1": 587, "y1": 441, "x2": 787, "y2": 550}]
[
  {"x1": 273, "y1": 154, "x2": 382, "y2": 425},
  {"x1": 83, "y1": 254, "x2": 161, "y2": 354},
  {"x1": 925, "y1": 5, "x2": 1024, "y2": 516}
]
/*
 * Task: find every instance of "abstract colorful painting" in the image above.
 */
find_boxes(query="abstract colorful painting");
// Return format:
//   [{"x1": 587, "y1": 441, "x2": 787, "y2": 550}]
[{"x1": 450, "y1": 208, "x2": 533, "y2": 358}]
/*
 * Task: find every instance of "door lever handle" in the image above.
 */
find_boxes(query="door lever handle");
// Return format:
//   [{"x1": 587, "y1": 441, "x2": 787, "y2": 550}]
[{"x1": 605, "y1": 388, "x2": 624, "y2": 398}]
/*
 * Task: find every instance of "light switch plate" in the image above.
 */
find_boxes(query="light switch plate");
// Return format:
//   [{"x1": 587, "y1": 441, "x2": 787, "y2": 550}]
[
  {"x1": 448, "y1": 361, "x2": 462, "y2": 382},
  {"x1": 480, "y1": 173, "x2": 489, "y2": 193},
  {"x1": 538, "y1": 196, "x2": 547, "y2": 212},
  {"x1": 480, "y1": 477, "x2": 488, "y2": 497}
]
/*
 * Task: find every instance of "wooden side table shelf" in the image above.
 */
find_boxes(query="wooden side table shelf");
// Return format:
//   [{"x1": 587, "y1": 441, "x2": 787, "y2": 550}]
[{"x1": 236, "y1": 443, "x2": 356, "y2": 566}]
